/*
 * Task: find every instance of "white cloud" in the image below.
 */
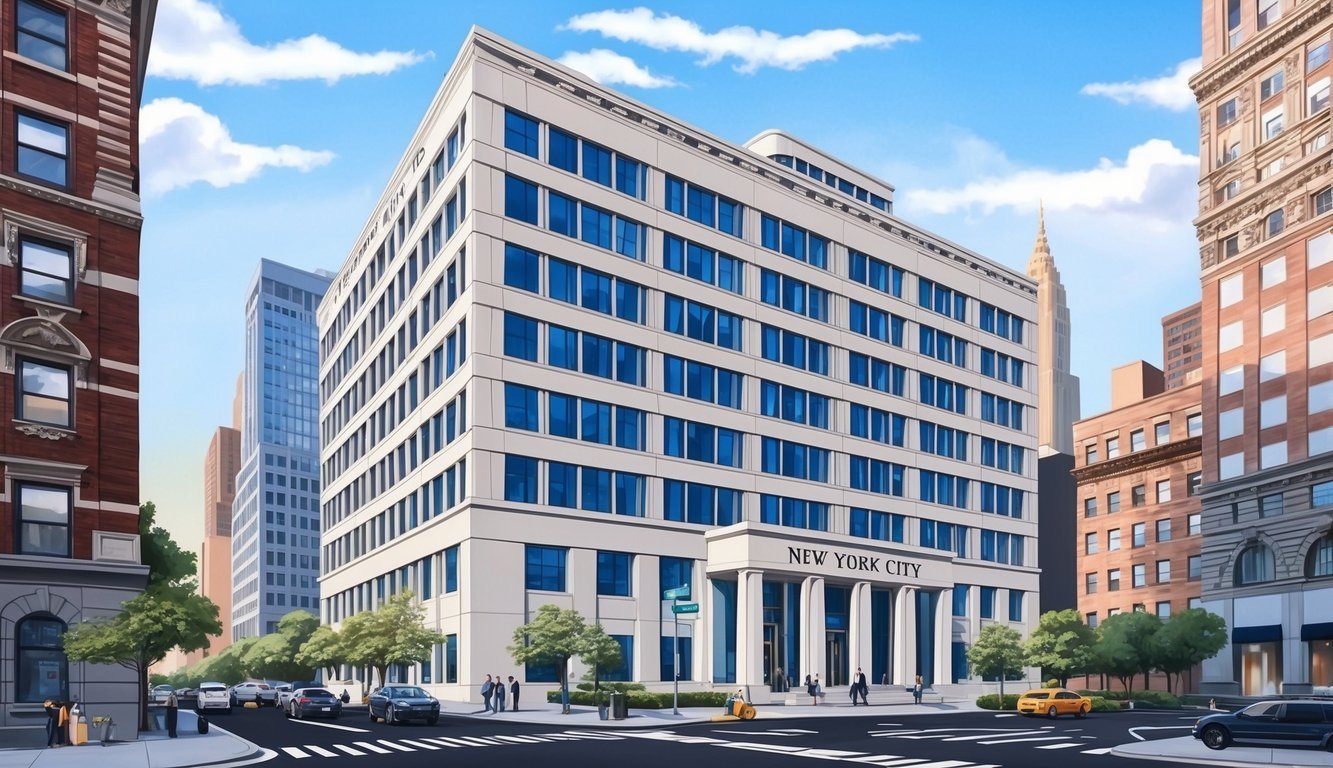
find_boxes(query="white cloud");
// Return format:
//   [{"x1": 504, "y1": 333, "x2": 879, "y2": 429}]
[
  {"x1": 562, "y1": 7, "x2": 917, "y2": 74},
  {"x1": 140, "y1": 98, "x2": 333, "y2": 195},
  {"x1": 148, "y1": 0, "x2": 427, "y2": 86},
  {"x1": 902, "y1": 139, "x2": 1198, "y2": 222},
  {"x1": 557, "y1": 48, "x2": 679, "y2": 88},
  {"x1": 1081, "y1": 58, "x2": 1202, "y2": 111}
]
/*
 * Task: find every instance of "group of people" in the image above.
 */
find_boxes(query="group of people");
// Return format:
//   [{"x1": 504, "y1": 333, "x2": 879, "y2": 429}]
[
  {"x1": 479, "y1": 674, "x2": 520, "y2": 713},
  {"x1": 42, "y1": 699, "x2": 72, "y2": 748},
  {"x1": 800, "y1": 670, "x2": 925, "y2": 707}
]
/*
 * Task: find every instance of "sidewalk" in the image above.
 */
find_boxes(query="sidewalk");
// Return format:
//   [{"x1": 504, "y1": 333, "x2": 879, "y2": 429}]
[
  {"x1": 430, "y1": 695, "x2": 982, "y2": 728},
  {"x1": 0, "y1": 711, "x2": 264, "y2": 768},
  {"x1": 1113, "y1": 736, "x2": 1333, "y2": 767}
]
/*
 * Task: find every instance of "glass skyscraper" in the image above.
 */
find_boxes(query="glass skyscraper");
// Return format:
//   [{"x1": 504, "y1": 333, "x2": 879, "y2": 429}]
[{"x1": 232, "y1": 259, "x2": 332, "y2": 639}]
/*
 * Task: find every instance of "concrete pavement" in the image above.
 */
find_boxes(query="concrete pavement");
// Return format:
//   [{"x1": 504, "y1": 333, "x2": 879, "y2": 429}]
[
  {"x1": 0, "y1": 711, "x2": 265, "y2": 768},
  {"x1": 1113, "y1": 735, "x2": 1333, "y2": 767}
]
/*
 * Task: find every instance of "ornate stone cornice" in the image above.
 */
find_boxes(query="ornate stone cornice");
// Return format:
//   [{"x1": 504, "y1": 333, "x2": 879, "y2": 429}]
[
  {"x1": 1190, "y1": 1, "x2": 1332, "y2": 101},
  {"x1": 14, "y1": 422, "x2": 73, "y2": 441},
  {"x1": 1071, "y1": 436, "x2": 1202, "y2": 484},
  {"x1": 0, "y1": 174, "x2": 141, "y2": 230},
  {"x1": 1196, "y1": 151, "x2": 1333, "y2": 248}
]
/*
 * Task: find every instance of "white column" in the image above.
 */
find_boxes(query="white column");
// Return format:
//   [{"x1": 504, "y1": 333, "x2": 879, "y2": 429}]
[
  {"x1": 801, "y1": 576, "x2": 825, "y2": 682},
  {"x1": 849, "y1": 582, "x2": 872, "y2": 682},
  {"x1": 893, "y1": 586, "x2": 916, "y2": 685},
  {"x1": 735, "y1": 569, "x2": 764, "y2": 693},
  {"x1": 934, "y1": 589, "x2": 952, "y2": 686}
]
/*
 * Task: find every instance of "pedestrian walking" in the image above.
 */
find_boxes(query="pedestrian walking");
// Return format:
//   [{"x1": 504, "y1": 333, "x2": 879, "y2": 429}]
[
  {"x1": 855, "y1": 667, "x2": 868, "y2": 706},
  {"x1": 43, "y1": 699, "x2": 58, "y2": 748},
  {"x1": 481, "y1": 674, "x2": 495, "y2": 713},
  {"x1": 815, "y1": 674, "x2": 823, "y2": 705},
  {"x1": 509, "y1": 676, "x2": 520, "y2": 712},
  {"x1": 494, "y1": 673, "x2": 506, "y2": 712},
  {"x1": 913, "y1": 674, "x2": 923, "y2": 705},
  {"x1": 805, "y1": 674, "x2": 815, "y2": 705},
  {"x1": 166, "y1": 690, "x2": 179, "y2": 738}
]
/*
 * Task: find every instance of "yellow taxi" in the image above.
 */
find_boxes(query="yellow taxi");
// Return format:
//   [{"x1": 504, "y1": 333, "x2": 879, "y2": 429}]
[{"x1": 1016, "y1": 688, "x2": 1092, "y2": 719}]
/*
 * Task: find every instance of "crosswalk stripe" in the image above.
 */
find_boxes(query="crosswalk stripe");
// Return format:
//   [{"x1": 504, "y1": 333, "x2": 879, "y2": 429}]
[
  {"x1": 888, "y1": 762, "x2": 978, "y2": 768},
  {"x1": 1082, "y1": 747, "x2": 1114, "y2": 755},
  {"x1": 376, "y1": 739, "x2": 415, "y2": 752},
  {"x1": 792, "y1": 748, "x2": 870, "y2": 758},
  {"x1": 418, "y1": 737, "x2": 463, "y2": 747},
  {"x1": 332, "y1": 745, "x2": 366, "y2": 756},
  {"x1": 493, "y1": 735, "x2": 545, "y2": 744},
  {"x1": 432, "y1": 737, "x2": 479, "y2": 747},
  {"x1": 716, "y1": 742, "x2": 808, "y2": 753},
  {"x1": 977, "y1": 736, "x2": 1070, "y2": 745},
  {"x1": 1036, "y1": 743, "x2": 1084, "y2": 750},
  {"x1": 516, "y1": 735, "x2": 555, "y2": 742},
  {"x1": 303, "y1": 745, "x2": 338, "y2": 757},
  {"x1": 455, "y1": 736, "x2": 501, "y2": 746},
  {"x1": 280, "y1": 747, "x2": 310, "y2": 759},
  {"x1": 352, "y1": 741, "x2": 391, "y2": 754},
  {"x1": 843, "y1": 758, "x2": 926, "y2": 766},
  {"x1": 397, "y1": 739, "x2": 439, "y2": 750}
]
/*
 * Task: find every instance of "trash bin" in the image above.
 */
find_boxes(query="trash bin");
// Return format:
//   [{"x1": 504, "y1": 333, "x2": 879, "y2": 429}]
[
  {"x1": 609, "y1": 692, "x2": 626, "y2": 720},
  {"x1": 68, "y1": 706, "x2": 88, "y2": 746},
  {"x1": 95, "y1": 716, "x2": 114, "y2": 744}
]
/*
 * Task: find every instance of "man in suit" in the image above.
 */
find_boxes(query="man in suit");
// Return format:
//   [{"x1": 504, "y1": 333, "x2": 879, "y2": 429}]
[
  {"x1": 481, "y1": 674, "x2": 495, "y2": 713},
  {"x1": 855, "y1": 667, "x2": 868, "y2": 706},
  {"x1": 508, "y1": 676, "x2": 520, "y2": 712},
  {"x1": 494, "y1": 673, "x2": 506, "y2": 712}
]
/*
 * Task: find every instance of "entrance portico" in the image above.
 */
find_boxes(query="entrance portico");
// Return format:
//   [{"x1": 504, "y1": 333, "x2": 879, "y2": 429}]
[{"x1": 705, "y1": 523, "x2": 955, "y2": 703}]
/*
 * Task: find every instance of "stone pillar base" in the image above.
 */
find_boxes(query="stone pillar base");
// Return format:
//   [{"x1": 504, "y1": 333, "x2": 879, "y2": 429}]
[{"x1": 1199, "y1": 681, "x2": 1241, "y2": 696}]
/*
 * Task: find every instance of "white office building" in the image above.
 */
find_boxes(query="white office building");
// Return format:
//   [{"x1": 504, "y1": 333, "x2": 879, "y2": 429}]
[{"x1": 318, "y1": 28, "x2": 1039, "y2": 703}]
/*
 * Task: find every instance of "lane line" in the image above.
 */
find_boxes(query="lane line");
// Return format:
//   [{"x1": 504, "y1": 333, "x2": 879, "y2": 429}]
[
  {"x1": 1082, "y1": 747, "x2": 1114, "y2": 755},
  {"x1": 842, "y1": 757, "x2": 928, "y2": 766},
  {"x1": 303, "y1": 745, "x2": 338, "y2": 757},
  {"x1": 977, "y1": 736, "x2": 1072, "y2": 745},
  {"x1": 942, "y1": 730, "x2": 1051, "y2": 742},
  {"x1": 279, "y1": 747, "x2": 310, "y2": 759},
  {"x1": 1036, "y1": 743, "x2": 1084, "y2": 750},
  {"x1": 352, "y1": 741, "x2": 392, "y2": 754},
  {"x1": 286, "y1": 719, "x2": 370, "y2": 733},
  {"x1": 1129, "y1": 725, "x2": 1194, "y2": 741},
  {"x1": 397, "y1": 738, "x2": 439, "y2": 750},
  {"x1": 715, "y1": 742, "x2": 809, "y2": 753},
  {"x1": 376, "y1": 739, "x2": 415, "y2": 751},
  {"x1": 332, "y1": 744, "x2": 366, "y2": 756}
]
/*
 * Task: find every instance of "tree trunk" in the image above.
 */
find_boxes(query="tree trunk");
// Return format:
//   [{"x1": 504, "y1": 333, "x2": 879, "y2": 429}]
[
  {"x1": 138, "y1": 661, "x2": 150, "y2": 733},
  {"x1": 559, "y1": 656, "x2": 570, "y2": 714},
  {"x1": 375, "y1": 665, "x2": 388, "y2": 691},
  {"x1": 1143, "y1": 670, "x2": 1150, "y2": 691}
]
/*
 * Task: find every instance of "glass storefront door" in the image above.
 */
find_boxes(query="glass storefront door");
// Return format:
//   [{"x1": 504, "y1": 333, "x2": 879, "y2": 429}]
[
  {"x1": 763, "y1": 624, "x2": 782, "y2": 691},
  {"x1": 1240, "y1": 642, "x2": 1281, "y2": 696},
  {"x1": 825, "y1": 631, "x2": 847, "y2": 687}
]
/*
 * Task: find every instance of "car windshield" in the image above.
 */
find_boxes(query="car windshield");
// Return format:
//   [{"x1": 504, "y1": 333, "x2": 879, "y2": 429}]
[
  {"x1": 1242, "y1": 701, "x2": 1281, "y2": 718},
  {"x1": 1023, "y1": 691, "x2": 1049, "y2": 699},
  {"x1": 387, "y1": 687, "x2": 429, "y2": 698},
  {"x1": 301, "y1": 689, "x2": 333, "y2": 698}
]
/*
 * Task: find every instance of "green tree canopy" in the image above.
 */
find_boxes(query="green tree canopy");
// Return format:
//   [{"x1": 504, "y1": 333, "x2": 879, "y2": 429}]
[
  {"x1": 508, "y1": 604, "x2": 604, "y2": 714},
  {"x1": 577, "y1": 623, "x2": 624, "y2": 703},
  {"x1": 139, "y1": 501, "x2": 198, "y2": 591},
  {"x1": 966, "y1": 624, "x2": 1026, "y2": 702},
  {"x1": 1024, "y1": 609, "x2": 1096, "y2": 687},
  {"x1": 1152, "y1": 608, "x2": 1227, "y2": 693},
  {"x1": 339, "y1": 592, "x2": 443, "y2": 691},
  {"x1": 295, "y1": 625, "x2": 345, "y2": 682},
  {"x1": 240, "y1": 610, "x2": 321, "y2": 682},
  {"x1": 1094, "y1": 611, "x2": 1162, "y2": 695}
]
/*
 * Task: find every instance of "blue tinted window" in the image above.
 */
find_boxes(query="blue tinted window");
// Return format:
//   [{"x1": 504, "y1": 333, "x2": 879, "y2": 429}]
[
  {"x1": 445, "y1": 547, "x2": 458, "y2": 593},
  {"x1": 504, "y1": 455, "x2": 538, "y2": 503},
  {"x1": 597, "y1": 551, "x2": 632, "y2": 596},
  {"x1": 582, "y1": 142, "x2": 612, "y2": 186},
  {"x1": 548, "y1": 191, "x2": 578, "y2": 237},
  {"x1": 615, "y1": 343, "x2": 645, "y2": 386},
  {"x1": 582, "y1": 269, "x2": 612, "y2": 314},
  {"x1": 503, "y1": 313, "x2": 538, "y2": 361},
  {"x1": 663, "y1": 234, "x2": 684, "y2": 274},
  {"x1": 718, "y1": 198, "x2": 743, "y2": 238},
  {"x1": 616, "y1": 156, "x2": 645, "y2": 199},
  {"x1": 687, "y1": 186, "x2": 715, "y2": 227},
  {"x1": 582, "y1": 334, "x2": 612, "y2": 378},
  {"x1": 504, "y1": 110, "x2": 538, "y2": 158},
  {"x1": 615, "y1": 218, "x2": 643, "y2": 260},
  {"x1": 549, "y1": 126, "x2": 578, "y2": 172},
  {"x1": 616, "y1": 407, "x2": 644, "y2": 450},
  {"x1": 581, "y1": 400, "x2": 611, "y2": 444},
  {"x1": 548, "y1": 325, "x2": 578, "y2": 370},
  {"x1": 549, "y1": 257, "x2": 577, "y2": 304},
  {"x1": 525, "y1": 545, "x2": 566, "y2": 591},
  {"x1": 615, "y1": 279, "x2": 642, "y2": 323},
  {"x1": 548, "y1": 393, "x2": 577, "y2": 438},
  {"x1": 581, "y1": 205, "x2": 612, "y2": 249},
  {"x1": 582, "y1": 466, "x2": 612, "y2": 512},
  {"x1": 503, "y1": 243, "x2": 539, "y2": 292},
  {"x1": 665, "y1": 176, "x2": 684, "y2": 215},
  {"x1": 504, "y1": 383, "x2": 538, "y2": 431},
  {"x1": 548, "y1": 461, "x2": 577, "y2": 508},
  {"x1": 615, "y1": 472, "x2": 645, "y2": 516},
  {"x1": 504, "y1": 175, "x2": 538, "y2": 224}
]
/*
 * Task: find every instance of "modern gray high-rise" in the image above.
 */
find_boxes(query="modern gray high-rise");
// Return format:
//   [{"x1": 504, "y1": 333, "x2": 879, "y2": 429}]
[{"x1": 231, "y1": 260, "x2": 331, "y2": 639}]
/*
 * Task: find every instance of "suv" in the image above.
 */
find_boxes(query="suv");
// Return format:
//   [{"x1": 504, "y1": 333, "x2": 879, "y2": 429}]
[
  {"x1": 1195, "y1": 700, "x2": 1333, "y2": 750},
  {"x1": 196, "y1": 682, "x2": 231, "y2": 715},
  {"x1": 230, "y1": 682, "x2": 278, "y2": 707}
]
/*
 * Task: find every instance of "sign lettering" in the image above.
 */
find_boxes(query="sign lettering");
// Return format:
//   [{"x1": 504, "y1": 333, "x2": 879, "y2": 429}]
[{"x1": 787, "y1": 546, "x2": 921, "y2": 579}]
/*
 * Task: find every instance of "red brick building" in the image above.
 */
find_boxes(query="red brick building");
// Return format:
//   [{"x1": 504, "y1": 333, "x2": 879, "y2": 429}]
[{"x1": 0, "y1": 0, "x2": 154, "y2": 742}]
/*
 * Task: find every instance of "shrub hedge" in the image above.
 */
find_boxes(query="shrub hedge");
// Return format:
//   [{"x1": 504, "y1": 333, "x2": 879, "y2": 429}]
[
  {"x1": 545, "y1": 689, "x2": 730, "y2": 708},
  {"x1": 975, "y1": 693, "x2": 1021, "y2": 710},
  {"x1": 1076, "y1": 689, "x2": 1182, "y2": 709}
]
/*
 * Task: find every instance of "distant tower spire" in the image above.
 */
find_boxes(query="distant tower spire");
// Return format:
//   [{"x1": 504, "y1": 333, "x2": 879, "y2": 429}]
[{"x1": 1027, "y1": 205, "x2": 1081, "y2": 456}]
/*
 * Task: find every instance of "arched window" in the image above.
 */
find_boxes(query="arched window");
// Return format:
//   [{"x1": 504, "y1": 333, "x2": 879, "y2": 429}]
[
  {"x1": 1236, "y1": 544, "x2": 1276, "y2": 586},
  {"x1": 15, "y1": 614, "x2": 66, "y2": 702},
  {"x1": 1309, "y1": 535, "x2": 1333, "y2": 578}
]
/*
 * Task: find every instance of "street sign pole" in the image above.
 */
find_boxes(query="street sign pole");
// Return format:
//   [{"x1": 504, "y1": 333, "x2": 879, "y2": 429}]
[{"x1": 662, "y1": 584, "x2": 689, "y2": 716}]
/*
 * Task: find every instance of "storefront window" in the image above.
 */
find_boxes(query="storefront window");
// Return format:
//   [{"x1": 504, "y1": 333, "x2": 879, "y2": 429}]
[
  {"x1": 1240, "y1": 642, "x2": 1282, "y2": 695},
  {"x1": 1311, "y1": 639, "x2": 1333, "y2": 694},
  {"x1": 16, "y1": 614, "x2": 66, "y2": 702}
]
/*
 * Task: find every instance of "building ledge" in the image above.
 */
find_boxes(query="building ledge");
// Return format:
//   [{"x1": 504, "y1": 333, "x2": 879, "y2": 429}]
[{"x1": 1071, "y1": 436, "x2": 1202, "y2": 483}]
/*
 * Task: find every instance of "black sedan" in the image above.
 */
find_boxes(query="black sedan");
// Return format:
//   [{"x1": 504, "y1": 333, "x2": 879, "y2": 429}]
[
  {"x1": 1194, "y1": 700, "x2": 1333, "y2": 750},
  {"x1": 367, "y1": 686, "x2": 440, "y2": 725},
  {"x1": 284, "y1": 687, "x2": 342, "y2": 720}
]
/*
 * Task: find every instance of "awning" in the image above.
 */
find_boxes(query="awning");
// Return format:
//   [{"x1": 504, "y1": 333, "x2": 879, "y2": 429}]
[
  {"x1": 1302, "y1": 622, "x2": 1333, "y2": 641},
  {"x1": 1232, "y1": 625, "x2": 1283, "y2": 643}
]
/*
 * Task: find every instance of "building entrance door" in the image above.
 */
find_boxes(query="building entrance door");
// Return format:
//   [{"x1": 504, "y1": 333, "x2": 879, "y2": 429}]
[
  {"x1": 825, "y1": 630, "x2": 847, "y2": 687},
  {"x1": 763, "y1": 624, "x2": 782, "y2": 690}
]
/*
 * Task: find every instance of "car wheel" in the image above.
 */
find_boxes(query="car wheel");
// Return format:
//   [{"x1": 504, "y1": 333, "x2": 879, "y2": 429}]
[
  {"x1": 386, "y1": 704, "x2": 396, "y2": 725},
  {"x1": 1076, "y1": 704, "x2": 1089, "y2": 719},
  {"x1": 295, "y1": 706, "x2": 304, "y2": 721},
  {"x1": 1201, "y1": 724, "x2": 1230, "y2": 750},
  {"x1": 1047, "y1": 705, "x2": 1058, "y2": 719}
]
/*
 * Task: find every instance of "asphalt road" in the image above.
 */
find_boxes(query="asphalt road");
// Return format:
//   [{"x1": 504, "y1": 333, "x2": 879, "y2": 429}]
[{"x1": 214, "y1": 703, "x2": 1204, "y2": 767}]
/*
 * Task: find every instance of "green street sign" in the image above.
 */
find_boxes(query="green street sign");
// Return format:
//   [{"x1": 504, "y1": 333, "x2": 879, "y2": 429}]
[
  {"x1": 663, "y1": 585, "x2": 691, "y2": 600},
  {"x1": 671, "y1": 603, "x2": 700, "y2": 614}
]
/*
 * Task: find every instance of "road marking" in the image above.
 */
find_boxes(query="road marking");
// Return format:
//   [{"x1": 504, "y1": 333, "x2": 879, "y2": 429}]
[
  {"x1": 1128, "y1": 725, "x2": 1194, "y2": 741},
  {"x1": 886, "y1": 761, "x2": 977, "y2": 768},
  {"x1": 455, "y1": 736, "x2": 501, "y2": 746},
  {"x1": 376, "y1": 739, "x2": 415, "y2": 751},
  {"x1": 286, "y1": 719, "x2": 370, "y2": 733},
  {"x1": 279, "y1": 747, "x2": 309, "y2": 759},
  {"x1": 844, "y1": 759, "x2": 930, "y2": 767},
  {"x1": 492, "y1": 735, "x2": 546, "y2": 744},
  {"x1": 772, "y1": 728, "x2": 820, "y2": 734},
  {"x1": 352, "y1": 741, "x2": 391, "y2": 754},
  {"x1": 416, "y1": 737, "x2": 461, "y2": 747},
  {"x1": 1036, "y1": 743, "x2": 1084, "y2": 750},
  {"x1": 1082, "y1": 747, "x2": 1114, "y2": 755},
  {"x1": 791, "y1": 748, "x2": 871, "y2": 758},
  {"x1": 993, "y1": 713, "x2": 1018, "y2": 718},
  {"x1": 397, "y1": 738, "x2": 439, "y2": 750},
  {"x1": 332, "y1": 744, "x2": 365, "y2": 756},
  {"x1": 303, "y1": 745, "x2": 338, "y2": 757},
  {"x1": 942, "y1": 730, "x2": 1050, "y2": 742},
  {"x1": 977, "y1": 736, "x2": 1071, "y2": 745},
  {"x1": 713, "y1": 729, "x2": 803, "y2": 737},
  {"x1": 716, "y1": 742, "x2": 809, "y2": 753},
  {"x1": 429, "y1": 737, "x2": 477, "y2": 747}
]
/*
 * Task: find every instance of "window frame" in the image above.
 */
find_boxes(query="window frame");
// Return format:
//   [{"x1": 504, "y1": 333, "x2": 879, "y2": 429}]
[
  {"x1": 17, "y1": 233, "x2": 76, "y2": 306},
  {"x1": 15, "y1": 110, "x2": 69, "y2": 188},
  {"x1": 16, "y1": 356, "x2": 72, "y2": 428},
  {"x1": 15, "y1": 0, "x2": 68, "y2": 72},
  {"x1": 15, "y1": 612, "x2": 67, "y2": 702},
  {"x1": 13, "y1": 480, "x2": 71, "y2": 558}
]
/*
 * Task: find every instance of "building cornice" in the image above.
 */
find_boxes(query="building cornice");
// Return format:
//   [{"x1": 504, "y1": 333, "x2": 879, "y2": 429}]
[
  {"x1": 1199, "y1": 451, "x2": 1333, "y2": 503},
  {"x1": 1189, "y1": 0, "x2": 1332, "y2": 101},
  {"x1": 1071, "y1": 436, "x2": 1202, "y2": 484}
]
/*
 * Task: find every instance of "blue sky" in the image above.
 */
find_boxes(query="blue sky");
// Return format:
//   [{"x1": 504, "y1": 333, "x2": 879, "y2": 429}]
[{"x1": 141, "y1": 1, "x2": 1203, "y2": 550}]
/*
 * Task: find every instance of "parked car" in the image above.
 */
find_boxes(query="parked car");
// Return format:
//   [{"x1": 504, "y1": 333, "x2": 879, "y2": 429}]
[
  {"x1": 151, "y1": 684, "x2": 175, "y2": 704},
  {"x1": 1194, "y1": 700, "x2": 1333, "y2": 750},
  {"x1": 230, "y1": 682, "x2": 278, "y2": 707},
  {"x1": 367, "y1": 686, "x2": 440, "y2": 725},
  {"x1": 285, "y1": 688, "x2": 343, "y2": 720},
  {"x1": 196, "y1": 682, "x2": 232, "y2": 715},
  {"x1": 1016, "y1": 688, "x2": 1092, "y2": 719},
  {"x1": 276, "y1": 682, "x2": 318, "y2": 712}
]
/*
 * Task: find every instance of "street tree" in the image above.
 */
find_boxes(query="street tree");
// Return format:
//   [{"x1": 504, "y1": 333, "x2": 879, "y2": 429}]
[
  {"x1": 339, "y1": 592, "x2": 442, "y2": 691},
  {"x1": 508, "y1": 604, "x2": 593, "y2": 714},
  {"x1": 242, "y1": 610, "x2": 321, "y2": 681},
  {"x1": 966, "y1": 624, "x2": 1026, "y2": 702},
  {"x1": 1094, "y1": 611, "x2": 1162, "y2": 695},
  {"x1": 296, "y1": 625, "x2": 345, "y2": 682},
  {"x1": 1024, "y1": 609, "x2": 1096, "y2": 687},
  {"x1": 1152, "y1": 609, "x2": 1227, "y2": 693},
  {"x1": 578, "y1": 623, "x2": 624, "y2": 705},
  {"x1": 63, "y1": 502, "x2": 221, "y2": 731}
]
